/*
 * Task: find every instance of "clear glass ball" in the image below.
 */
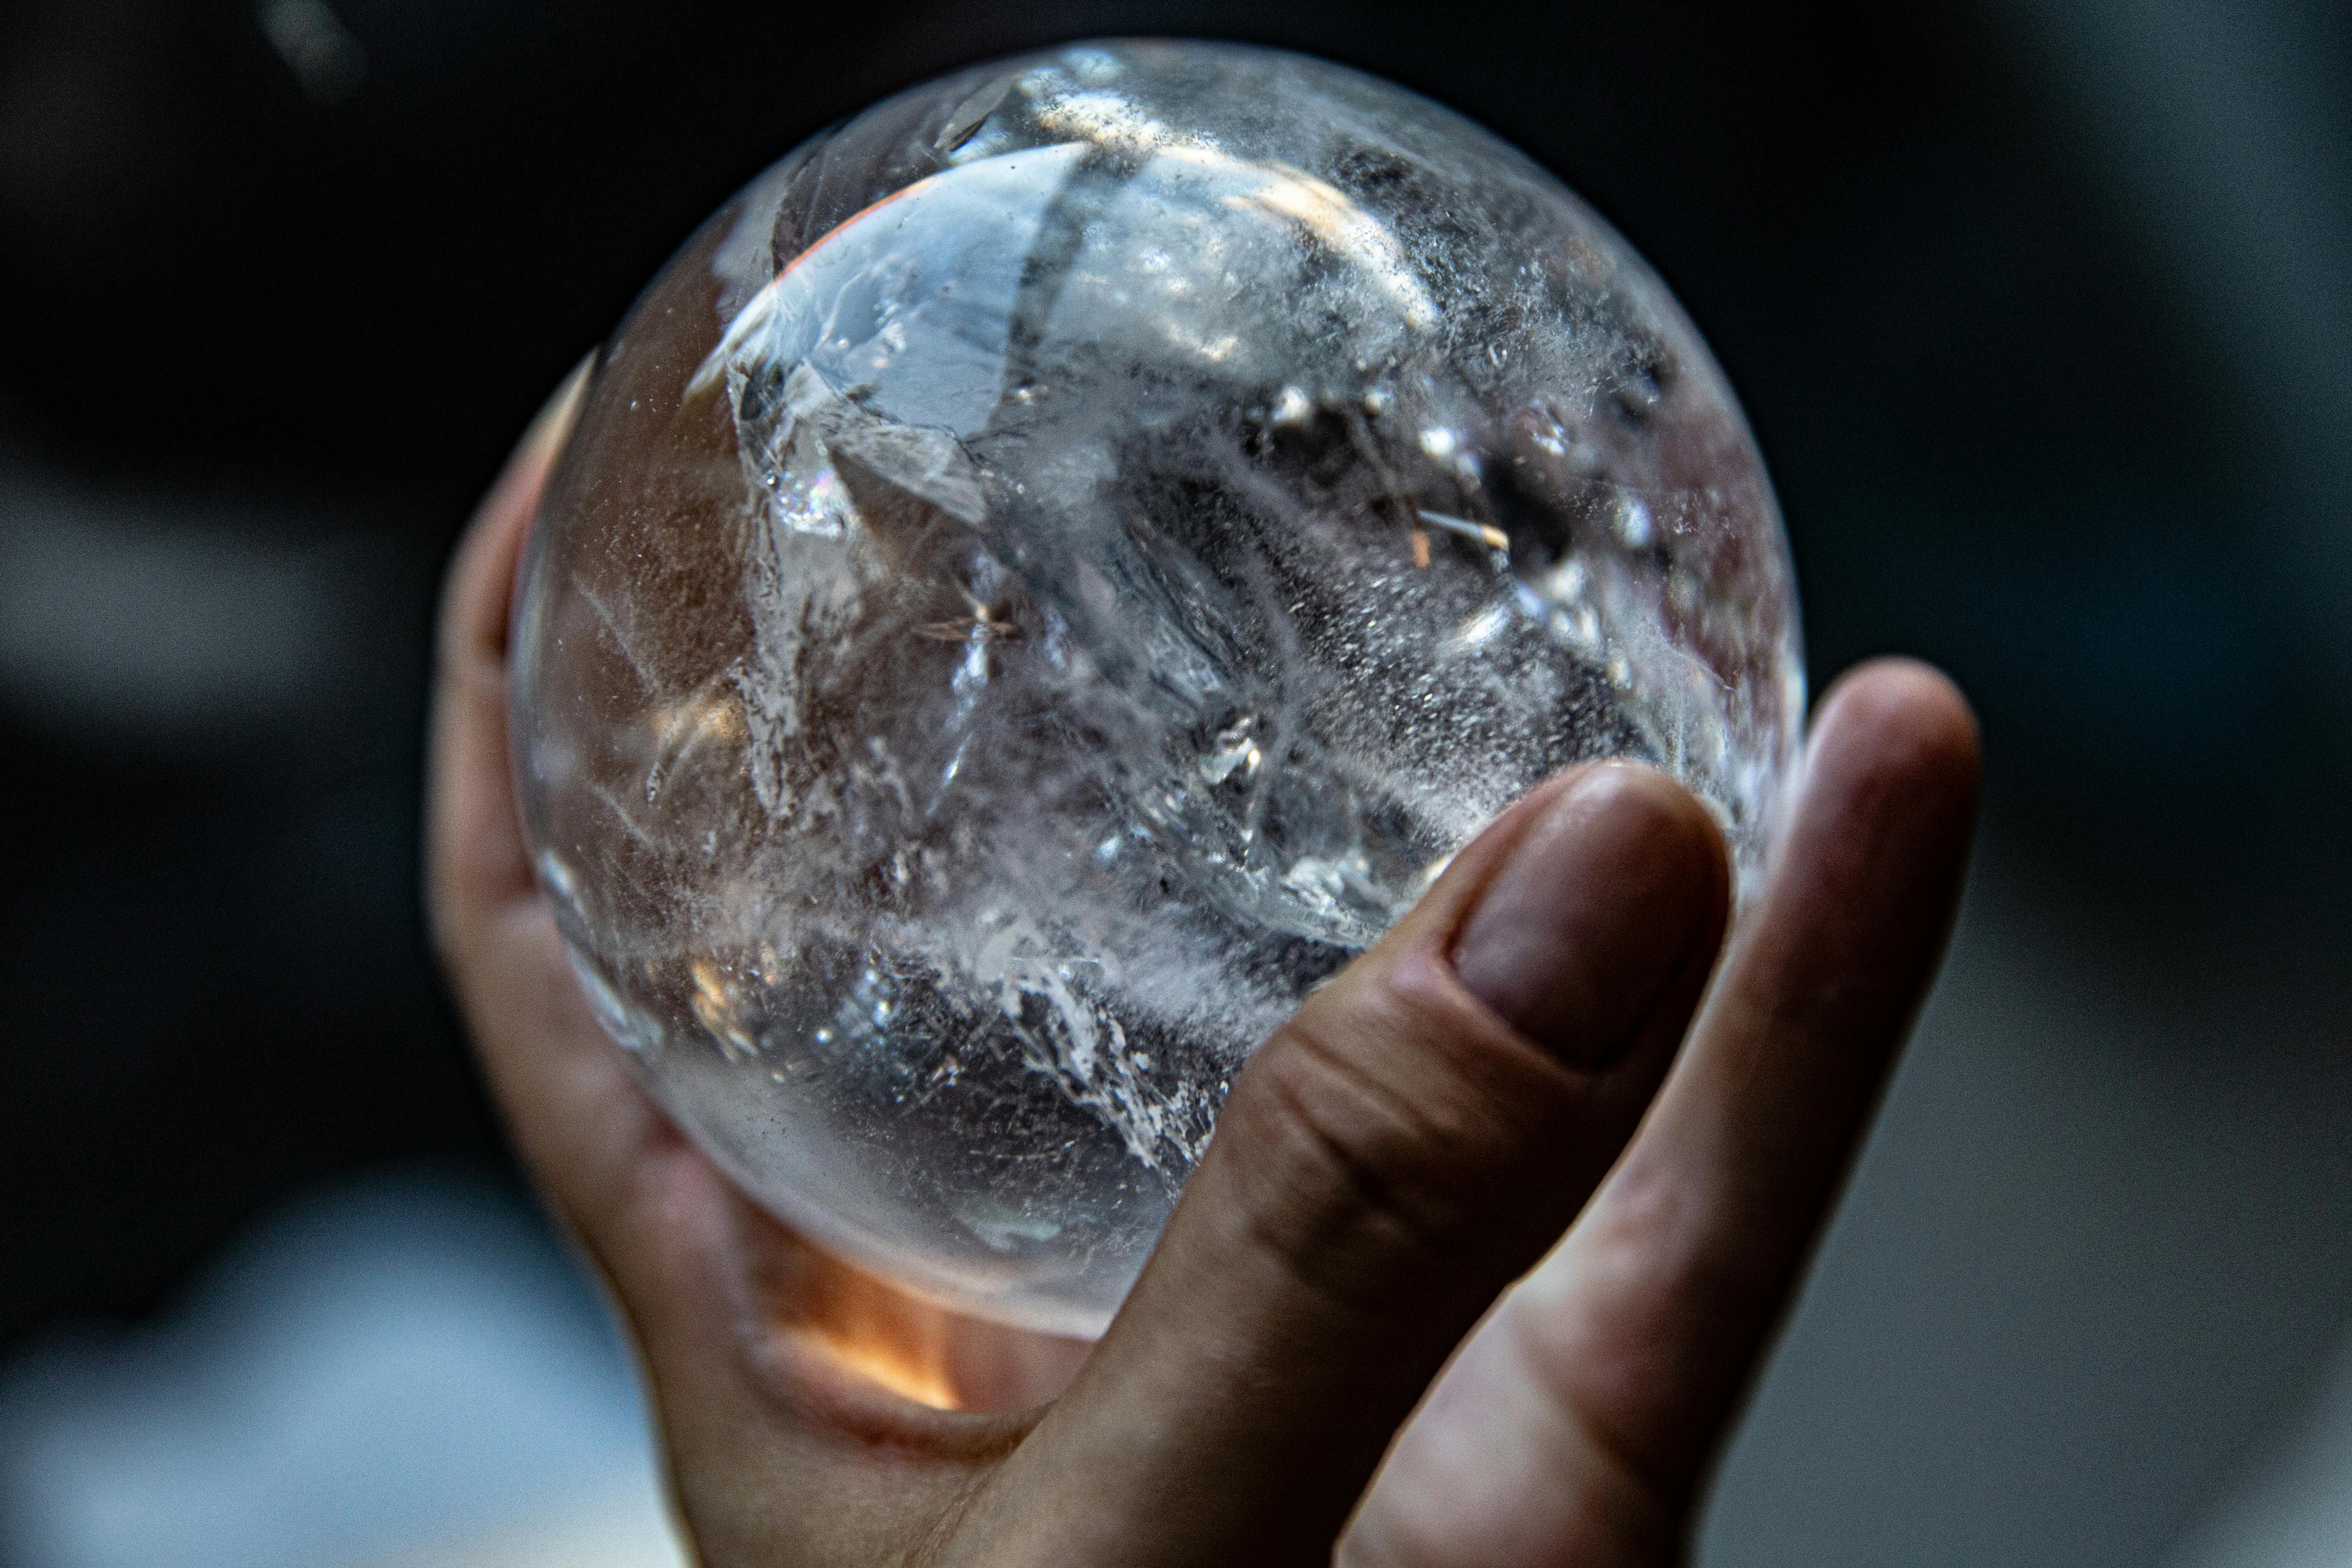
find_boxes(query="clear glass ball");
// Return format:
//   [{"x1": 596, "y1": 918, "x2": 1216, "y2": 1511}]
[{"x1": 512, "y1": 39, "x2": 1803, "y2": 1336}]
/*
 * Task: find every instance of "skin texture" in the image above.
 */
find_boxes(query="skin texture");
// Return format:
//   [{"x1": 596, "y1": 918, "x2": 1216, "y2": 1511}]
[{"x1": 426, "y1": 375, "x2": 1981, "y2": 1566}]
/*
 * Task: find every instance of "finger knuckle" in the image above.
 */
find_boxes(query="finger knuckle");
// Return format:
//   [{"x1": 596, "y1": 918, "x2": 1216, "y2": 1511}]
[{"x1": 1226, "y1": 983, "x2": 1544, "y2": 1315}]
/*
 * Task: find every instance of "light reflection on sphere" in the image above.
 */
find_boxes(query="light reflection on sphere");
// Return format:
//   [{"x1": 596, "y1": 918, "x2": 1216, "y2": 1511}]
[{"x1": 512, "y1": 39, "x2": 1802, "y2": 1335}]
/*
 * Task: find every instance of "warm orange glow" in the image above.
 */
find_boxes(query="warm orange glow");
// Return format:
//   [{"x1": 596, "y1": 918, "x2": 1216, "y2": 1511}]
[
  {"x1": 806, "y1": 1324, "x2": 963, "y2": 1411},
  {"x1": 770, "y1": 1245, "x2": 1095, "y2": 1413}
]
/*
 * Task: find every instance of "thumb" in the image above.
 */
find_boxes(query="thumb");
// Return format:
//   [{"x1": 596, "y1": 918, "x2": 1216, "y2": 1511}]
[{"x1": 958, "y1": 762, "x2": 1730, "y2": 1566}]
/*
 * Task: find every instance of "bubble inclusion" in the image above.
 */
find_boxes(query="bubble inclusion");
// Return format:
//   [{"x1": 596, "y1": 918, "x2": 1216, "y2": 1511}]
[{"x1": 511, "y1": 39, "x2": 1802, "y2": 1336}]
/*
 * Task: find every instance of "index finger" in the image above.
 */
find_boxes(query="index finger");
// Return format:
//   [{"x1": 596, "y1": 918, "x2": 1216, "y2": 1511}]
[{"x1": 1343, "y1": 659, "x2": 1980, "y2": 1567}]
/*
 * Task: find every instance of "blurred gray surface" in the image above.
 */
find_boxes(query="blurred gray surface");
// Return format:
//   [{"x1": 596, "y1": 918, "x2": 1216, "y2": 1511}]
[
  {"x1": 2006, "y1": 0, "x2": 2352, "y2": 664},
  {"x1": 0, "y1": 1174, "x2": 677, "y2": 1568},
  {"x1": 1703, "y1": 842, "x2": 2352, "y2": 1567},
  {"x1": 2166, "y1": 1330, "x2": 2352, "y2": 1568}
]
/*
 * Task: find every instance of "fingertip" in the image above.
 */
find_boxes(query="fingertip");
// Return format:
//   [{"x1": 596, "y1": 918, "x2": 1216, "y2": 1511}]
[
  {"x1": 1573, "y1": 760, "x2": 1729, "y2": 852},
  {"x1": 1807, "y1": 658, "x2": 1982, "y2": 818},
  {"x1": 427, "y1": 361, "x2": 593, "y2": 935},
  {"x1": 1747, "y1": 657, "x2": 1981, "y2": 1030},
  {"x1": 1442, "y1": 762, "x2": 1727, "y2": 1071},
  {"x1": 1610, "y1": 762, "x2": 1735, "y2": 911},
  {"x1": 1411, "y1": 762, "x2": 1728, "y2": 941},
  {"x1": 440, "y1": 357, "x2": 593, "y2": 668}
]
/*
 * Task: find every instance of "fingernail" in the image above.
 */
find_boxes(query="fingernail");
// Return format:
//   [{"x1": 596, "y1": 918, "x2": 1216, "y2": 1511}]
[
  {"x1": 520, "y1": 354, "x2": 594, "y2": 467},
  {"x1": 1451, "y1": 765, "x2": 1721, "y2": 1069}
]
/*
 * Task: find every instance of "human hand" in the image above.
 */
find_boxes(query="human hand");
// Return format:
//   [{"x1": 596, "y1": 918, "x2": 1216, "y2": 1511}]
[{"x1": 426, "y1": 375, "x2": 1978, "y2": 1567}]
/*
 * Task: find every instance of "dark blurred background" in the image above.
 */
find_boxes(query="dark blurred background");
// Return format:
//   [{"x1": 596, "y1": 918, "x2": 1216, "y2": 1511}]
[{"x1": 2, "y1": 1, "x2": 2348, "y2": 1564}]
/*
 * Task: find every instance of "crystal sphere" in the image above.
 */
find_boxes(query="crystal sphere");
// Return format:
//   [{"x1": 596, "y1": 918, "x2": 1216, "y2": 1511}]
[{"x1": 512, "y1": 39, "x2": 1803, "y2": 1336}]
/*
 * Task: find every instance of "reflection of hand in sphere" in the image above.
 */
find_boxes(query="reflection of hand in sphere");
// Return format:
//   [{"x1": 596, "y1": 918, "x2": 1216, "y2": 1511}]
[
  {"x1": 509, "y1": 41, "x2": 1806, "y2": 1333},
  {"x1": 430, "y1": 377, "x2": 1977, "y2": 1564}
]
